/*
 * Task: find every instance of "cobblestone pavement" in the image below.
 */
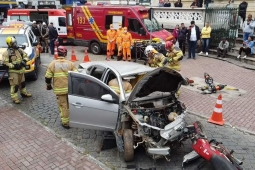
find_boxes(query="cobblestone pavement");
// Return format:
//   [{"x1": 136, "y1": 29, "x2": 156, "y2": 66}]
[
  {"x1": 0, "y1": 98, "x2": 105, "y2": 170},
  {"x1": 0, "y1": 46, "x2": 255, "y2": 169}
]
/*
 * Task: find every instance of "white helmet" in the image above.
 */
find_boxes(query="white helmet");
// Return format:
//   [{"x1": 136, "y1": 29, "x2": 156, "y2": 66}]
[{"x1": 144, "y1": 45, "x2": 155, "y2": 57}]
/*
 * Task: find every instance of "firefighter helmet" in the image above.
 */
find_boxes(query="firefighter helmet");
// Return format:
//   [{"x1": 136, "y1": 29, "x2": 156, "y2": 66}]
[
  {"x1": 144, "y1": 45, "x2": 155, "y2": 57},
  {"x1": 165, "y1": 41, "x2": 173, "y2": 50},
  {"x1": 57, "y1": 46, "x2": 67, "y2": 57},
  {"x1": 6, "y1": 36, "x2": 17, "y2": 47}
]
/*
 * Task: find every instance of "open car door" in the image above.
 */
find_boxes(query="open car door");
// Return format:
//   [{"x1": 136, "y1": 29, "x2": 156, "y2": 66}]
[{"x1": 68, "y1": 71, "x2": 119, "y2": 131}]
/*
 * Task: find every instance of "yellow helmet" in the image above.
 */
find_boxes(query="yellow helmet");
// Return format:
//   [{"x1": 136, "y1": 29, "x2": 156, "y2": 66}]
[
  {"x1": 118, "y1": 22, "x2": 122, "y2": 27},
  {"x1": 6, "y1": 36, "x2": 17, "y2": 47},
  {"x1": 110, "y1": 24, "x2": 114, "y2": 29}
]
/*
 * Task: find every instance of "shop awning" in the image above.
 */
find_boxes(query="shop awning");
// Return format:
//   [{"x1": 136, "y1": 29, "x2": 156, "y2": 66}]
[{"x1": 0, "y1": 0, "x2": 17, "y2": 5}]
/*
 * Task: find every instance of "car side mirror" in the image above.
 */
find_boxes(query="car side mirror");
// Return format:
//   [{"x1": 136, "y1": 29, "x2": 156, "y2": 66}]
[
  {"x1": 139, "y1": 28, "x2": 146, "y2": 36},
  {"x1": 32, "y1": 42, "x2": 38, "y2": 46},
  {"x1": 101, "y1": 94, "x2": 115, "y2": 102}
]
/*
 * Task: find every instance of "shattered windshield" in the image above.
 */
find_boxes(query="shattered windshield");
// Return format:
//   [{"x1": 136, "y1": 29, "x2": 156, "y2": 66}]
[{"x1": 142, "y1": 18, "x2": 160, "y2": 32}]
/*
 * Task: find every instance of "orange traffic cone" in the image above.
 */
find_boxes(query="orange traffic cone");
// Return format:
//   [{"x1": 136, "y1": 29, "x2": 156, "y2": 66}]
[
  {"x1": 70, "y1": 46, "x2": 78, "y2": 62},
  {"x1": 208, "y1": 94, "x2": 225, "y2": 126},
  {"x1": 54, "y1": 44, "x2": 58, "y2": 59},
  {"x1": 83, "y1": 47, "x2": 90, "y2": 62}
]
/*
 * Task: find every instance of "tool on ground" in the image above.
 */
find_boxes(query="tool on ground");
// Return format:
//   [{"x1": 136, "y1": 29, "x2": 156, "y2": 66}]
[
  {"x1": 208, "y1": 94, "x2": 225, "y2": 126},
  {"x1": 70, "y1": 46, "x2": 78, "y2": 62},
  {"x1": 225, "y1": 86, "x2": 239, "y2": 91},
  {"x1": 202, "y1": 72, "x2": 227, "y2": 93},
  {"x1": 83, "y1": 47, "x2": 90, "y2": 62}
]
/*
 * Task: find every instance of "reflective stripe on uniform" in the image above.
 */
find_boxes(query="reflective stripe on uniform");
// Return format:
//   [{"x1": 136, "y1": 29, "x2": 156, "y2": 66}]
[
  {"x1": 53, "y1": 72, "x2": 68, "y2": 77},
  {"x1": 110, "y1": 86, "x2": 120, "y2": 93},
  {"x1": 53, "y1": 87, "x2": 68, "y2": 94},
  {"x1": 45, "y1": 71, "x2": 53, "y2": 78}
]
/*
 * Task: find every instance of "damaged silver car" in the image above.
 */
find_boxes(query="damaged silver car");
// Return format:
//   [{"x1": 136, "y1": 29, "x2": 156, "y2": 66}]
[{"x1": 68, "y1": 61, "x2": 189, "y2": 162}]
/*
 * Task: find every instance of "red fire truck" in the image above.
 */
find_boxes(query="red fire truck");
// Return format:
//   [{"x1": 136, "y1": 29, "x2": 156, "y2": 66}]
[
  {"x1": 7, "y1": 9, "x2": 67, "y2": 42},
  {"x1": 65, "y1": 5, "x2": 174, "y2": 54}
]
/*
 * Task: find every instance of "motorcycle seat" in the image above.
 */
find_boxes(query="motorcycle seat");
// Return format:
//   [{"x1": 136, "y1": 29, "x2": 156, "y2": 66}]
[{"x1": 210, "y1": 155, "x2": 236, "y2": 170}]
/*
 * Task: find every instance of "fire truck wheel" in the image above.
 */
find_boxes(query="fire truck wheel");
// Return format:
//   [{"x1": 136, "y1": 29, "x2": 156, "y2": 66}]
[
  {"x1": 123, "y1": 129, "x2": 134, "y2": 162},
  {"x1": 90, "y1": 42, "x2": 101, "y2": 55}
]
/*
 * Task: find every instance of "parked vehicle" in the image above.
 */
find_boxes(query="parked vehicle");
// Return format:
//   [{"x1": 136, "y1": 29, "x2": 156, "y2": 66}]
[
  {"x1": 0, "y1": 22, "x2": 41, "y2": 81},
  {"x1": 69, "y1": 61, "x2": 189, "y2": 161},
  {"x1": 65, "y1": 5, "x2": 174, "y2": 54},
  {"x1": 6, "y1": 8, "x2": 67, "y2": 44},
  {"x1": 182, "y1": 121, "x2": 243, "y2": 170}
]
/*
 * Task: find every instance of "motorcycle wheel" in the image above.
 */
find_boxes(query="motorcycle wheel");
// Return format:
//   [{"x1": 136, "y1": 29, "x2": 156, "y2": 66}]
[{"x1": 123, "y1": 129, "x2": 134, "y2": 162}]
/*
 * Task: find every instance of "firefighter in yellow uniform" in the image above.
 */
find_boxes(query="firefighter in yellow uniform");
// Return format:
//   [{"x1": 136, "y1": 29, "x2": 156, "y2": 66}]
[
  {"x1": 144, "y1": 45, "x2": 168, "y2": 67},
  {"x1": 116, "y1": 22, "x2": 123, "y2": 61},
  {"x1": 2, "y1": 36, "x2": 32, "y2": 104},
  {"x1": 106, "y1": 24, "x2": 117, "y2": 60},
  {"x1": 45, "y1": 46, "x2": 77, "y2": 129},
  {"x1": 165, "y1": 41, "x2": 183, "y2": 71},
  {"x1": 121, "y1": 27, "x2": 133, "y2": 61},
  {"x1": 108, "y1": 78, "x2": 132, "y2": 96},
  {"x1": 165, "y1": 41, "x2": 183, "y2": 97}
]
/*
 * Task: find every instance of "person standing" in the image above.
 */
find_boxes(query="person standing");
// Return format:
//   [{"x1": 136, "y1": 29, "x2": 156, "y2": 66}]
[
  {"x1": 238, "y1": 0, "x2": 248, "y2": 23},
  {"x1": 116, "y1": 22, "x2": 123, "y2": 61},
  {"x1": 174, "y1": 0, "x2": 182, "y2": 7},
  {"x1": 237, "y1": 35, "x2": 254, "y2": 59},
  {"x1": 121, "y1": 27, "x2": 133, "y2": 61},
  {"x1": 106, "y1": 24, "x2": 117, "y2": 60},
  {"x1": 45, "y1": 46, "x2": 77, "y2": 129},
  {"x1": 187, "y1": 21, "x2": 200, "y2": 59},
  {"x1": 199, "y1": 22, "x2": 212, "y2": 56},
  {"x1": 31, "y1": 21, "x2": 41, "y2": 43},
  {"x1": 40, "y1": 22, "x2": 49, "y2": 53},
  {"x1": 164, "y1": 0, "x2": 171, "y2": 7},
  {"x1": 217, "y1": 37, "x2": 229, "y2": 58},
  {"x1": 178, "y1": 23, "x2": 187, "y2": 56},
  {"x1": 173, "y1": 25, "x2": 179, "y2": 41},
  {"x1": 2, "y1": 36, "x2": 32, "y2": 104},
  {"x1": 242, "y1": 14, "x2": 254, "y2": 41},
  {"x1": 48, "y1": 22, "x2": 58, "y2": 56}
]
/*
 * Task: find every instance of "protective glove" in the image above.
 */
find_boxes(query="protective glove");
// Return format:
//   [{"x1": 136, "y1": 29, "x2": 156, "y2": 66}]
[
  {"x1": 13, "y1": 64, "x2": 22, "y2": 70},
  {"x1": 46, "y1": 85, "x2": 53, "y2": 90},
  {"x1": 20, "y1": 60, "x2": 27, "y2": 67},
  {"x1": 167, "y1": 58, "x2": 172, "y2": 62}
]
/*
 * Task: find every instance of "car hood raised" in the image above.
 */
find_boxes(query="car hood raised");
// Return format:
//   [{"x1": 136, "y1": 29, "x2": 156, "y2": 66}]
[{"x1": 127, "y1": 67, "x2": 188, "y2": 102}]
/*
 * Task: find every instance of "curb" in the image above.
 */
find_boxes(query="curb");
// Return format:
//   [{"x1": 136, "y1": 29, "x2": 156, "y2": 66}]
[
  {"x1": 0, "y1": 96, "x2": 111, "y2": 170},
  {"x1": 188, "y1": 109, "x2": 255, "y2": 136},
  {"x1": 201, "y1": 54, "x2": 255, "y2": 71}
]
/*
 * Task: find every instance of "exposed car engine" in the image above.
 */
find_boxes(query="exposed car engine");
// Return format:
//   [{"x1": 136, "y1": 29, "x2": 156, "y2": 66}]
[{"x1": 122, "y1": 93, "x2": 187, "y2": 160}]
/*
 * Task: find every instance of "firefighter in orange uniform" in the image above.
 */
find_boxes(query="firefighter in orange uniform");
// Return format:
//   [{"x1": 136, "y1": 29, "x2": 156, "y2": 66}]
[
  {"x1": 121, "y1": 27, "x2": 133, "y2": 61},
  {"x1": 116, "y1": 22, "x2": 123, "y2": 61},
  {"x1": 106, "y1": 24, "x2": 117, "y2": 60}
]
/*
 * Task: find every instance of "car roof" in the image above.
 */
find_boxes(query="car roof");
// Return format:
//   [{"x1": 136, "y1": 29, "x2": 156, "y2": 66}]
[{"x1": 79, "y1": 61, "x2": 155, "y2": 76}]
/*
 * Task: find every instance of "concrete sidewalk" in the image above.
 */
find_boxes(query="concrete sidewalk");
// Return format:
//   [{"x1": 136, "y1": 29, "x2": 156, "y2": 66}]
[{"x1": 0, "y1": 101, "x2": 104, "y2": 170}]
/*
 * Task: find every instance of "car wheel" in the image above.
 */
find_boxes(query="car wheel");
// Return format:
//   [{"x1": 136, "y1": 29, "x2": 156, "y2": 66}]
[
  {"x1": 30, "y1": 60, "x2": 38, "y2": 81},
  {"x1": 123, "y1": 129, "x2": 134, "y2": 162},
  {"x1": 90, "y1": 42, "x2": 101, "y2": 55}
]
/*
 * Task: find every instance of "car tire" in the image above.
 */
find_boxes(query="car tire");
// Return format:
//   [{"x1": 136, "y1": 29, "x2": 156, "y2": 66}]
[
  {"x1": 90, "y1": 42, "x2": 101, "y2": 55},
  {"x1": 123, "y1": 129, "x2": 134, "y2": 162},
  {"x1": 30, "y1": 59, "x2": 39, "y2": 81}
]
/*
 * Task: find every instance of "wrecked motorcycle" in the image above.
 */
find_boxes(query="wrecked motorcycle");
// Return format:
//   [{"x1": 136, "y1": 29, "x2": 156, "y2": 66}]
[{"x1": 182, "y1": 121, "x2": 243, "y2": 170}]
